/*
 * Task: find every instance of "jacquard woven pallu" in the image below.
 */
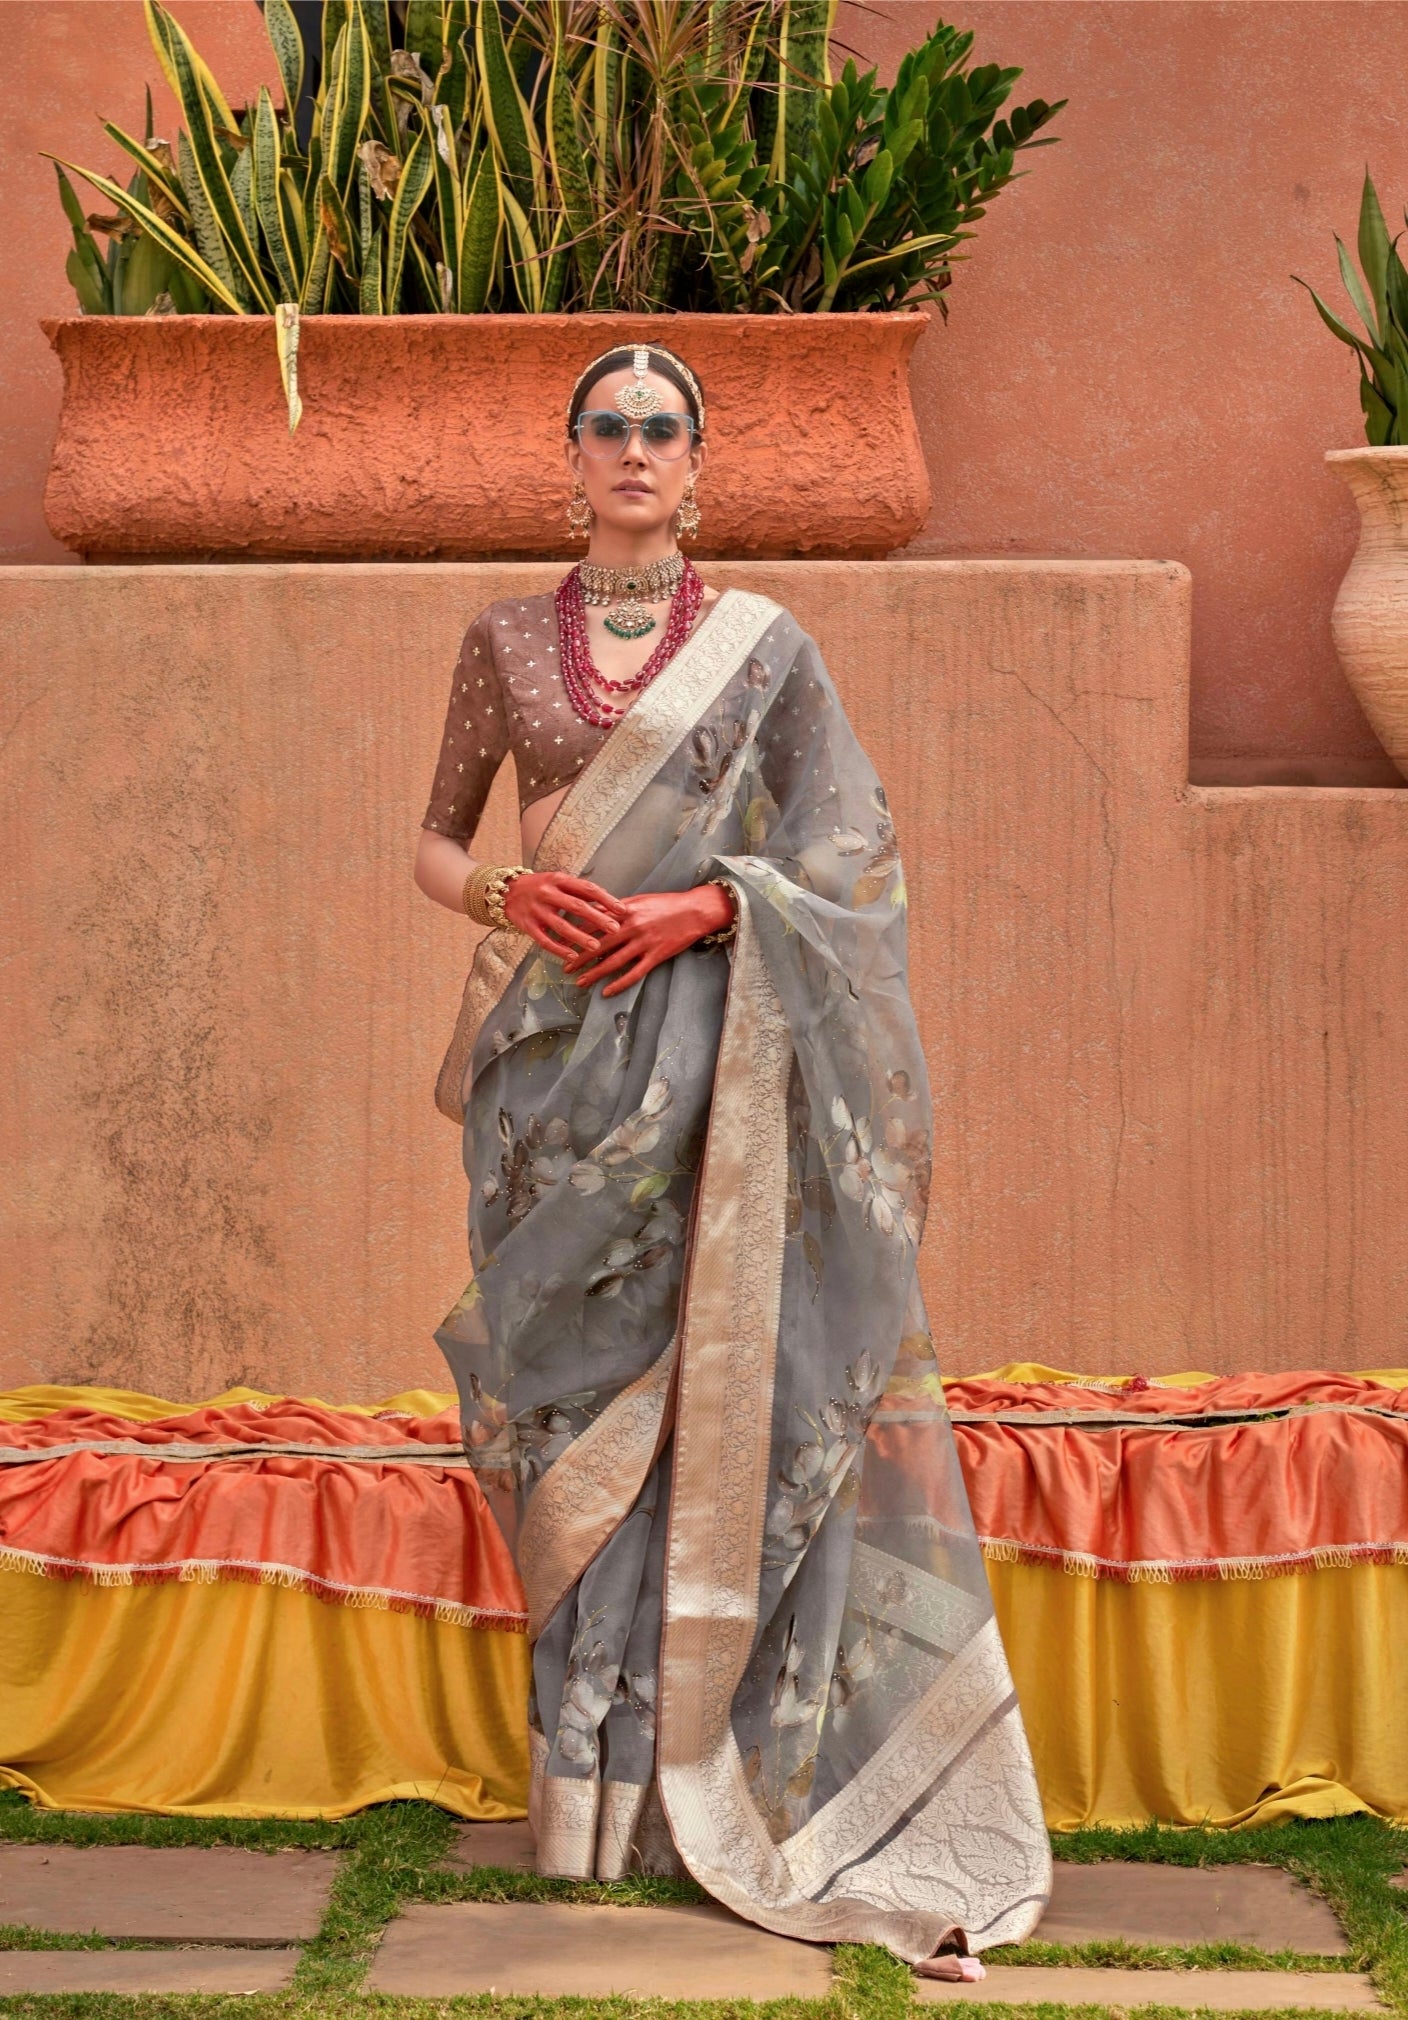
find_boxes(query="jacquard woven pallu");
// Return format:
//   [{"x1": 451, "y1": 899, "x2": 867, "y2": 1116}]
[{"x1": 432, "y1": 588, "x2": 1052, "y2": 1965}]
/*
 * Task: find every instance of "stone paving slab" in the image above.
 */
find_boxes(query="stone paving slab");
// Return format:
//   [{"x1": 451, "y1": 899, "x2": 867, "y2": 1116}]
[
  {"x1": 0, "y1": 1844, "x2": 339, "y2": 1942},
  {"x1": 443, "y1": 1819, "x2": 537, "y2": 1872},
  {"x1": 0, "y1": 1948, "x2": 298, "y2": 1994},
  {"x1": 916, "y1": 1967, "x2": 1386, "y2": 2009},
  {"x1": 366, "y1": 1899, "x2": 834, "y2": 1998},
  {"x1": 1037, "y1": 1863, "x2": 1351, "y2": 1954}
]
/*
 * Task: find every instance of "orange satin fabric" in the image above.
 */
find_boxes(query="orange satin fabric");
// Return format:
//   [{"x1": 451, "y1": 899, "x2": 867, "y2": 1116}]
[
  {"x1": 898, "y1": 1366, "x2": 1408, "y2": 1578},
  {"x1": 0, "y1": 1387, "x2": 525, "y2": 1628}
]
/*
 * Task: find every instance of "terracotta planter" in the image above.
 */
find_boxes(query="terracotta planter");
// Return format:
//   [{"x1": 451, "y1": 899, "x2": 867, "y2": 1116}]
[
  {"x1": 1326, "y1": 446, "x2": 1408, "y2": 782},
  {"x1": 41, "y1": 311, "x2": 931, "y2": 562}
]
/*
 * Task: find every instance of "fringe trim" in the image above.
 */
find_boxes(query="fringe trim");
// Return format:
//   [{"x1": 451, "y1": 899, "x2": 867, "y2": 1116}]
[
  {"x1": 0, "y1": 1544, "x2": 527, "y2": 1630},
  {"x1": 978, "y1": 1535, "x2": 1408, "y2": 1582}
]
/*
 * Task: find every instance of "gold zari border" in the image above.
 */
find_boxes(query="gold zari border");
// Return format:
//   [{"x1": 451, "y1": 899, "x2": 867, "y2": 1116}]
[
  {"x1": 516, "y1": 1339, "x2": 677, "y2": 1639},
  {"x1": 654, "y1": 907, "x2": 1051, "y2": 1961}
]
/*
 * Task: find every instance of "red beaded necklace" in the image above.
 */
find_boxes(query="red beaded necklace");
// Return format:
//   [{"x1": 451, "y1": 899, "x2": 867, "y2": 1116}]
[{"x1": 555, "y1": 557, "x2": 706, "y2": 729}]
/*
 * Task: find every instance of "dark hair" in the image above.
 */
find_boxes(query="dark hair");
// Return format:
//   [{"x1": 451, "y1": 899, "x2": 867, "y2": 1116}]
[{"x1": 566, "y1": 345, "x2": 706, "y2": 436}]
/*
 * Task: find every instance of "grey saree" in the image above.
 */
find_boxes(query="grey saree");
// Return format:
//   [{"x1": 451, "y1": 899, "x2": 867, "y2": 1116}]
[{"x1": 433, "y1": 586, "x2": 1051, "y2": 1965}]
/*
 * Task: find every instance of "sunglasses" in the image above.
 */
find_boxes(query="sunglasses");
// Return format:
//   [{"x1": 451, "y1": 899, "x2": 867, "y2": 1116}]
[{"x1": 574, "y1": 409, "x2": 697, "y2": 461}]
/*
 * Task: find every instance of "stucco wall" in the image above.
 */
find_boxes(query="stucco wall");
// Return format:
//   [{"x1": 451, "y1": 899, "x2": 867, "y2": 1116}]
[
  {"x1": 5, "y1": 560, "x2": 1406, "y2": 1399},
  {"x1": 3, "y1": 3, "x2": 1405, "y2": 783}
]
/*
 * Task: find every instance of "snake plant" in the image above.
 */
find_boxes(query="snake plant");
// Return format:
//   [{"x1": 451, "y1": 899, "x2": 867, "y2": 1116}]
[
  {"x1": 45, "y1": 0, "x2": 1063, "y2": 426},
  {"x1": 1294, "y1": 169, "x2": 1408, "y2": 446}
]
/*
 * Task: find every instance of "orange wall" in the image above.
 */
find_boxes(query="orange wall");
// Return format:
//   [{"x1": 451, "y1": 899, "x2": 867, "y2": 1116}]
[
  {"x1": 2, "y1": 3, "x2": 1405, "y2": 786},
  {"x1": 7, "y1": 560, "x2": 1408, "y2": 1398}
]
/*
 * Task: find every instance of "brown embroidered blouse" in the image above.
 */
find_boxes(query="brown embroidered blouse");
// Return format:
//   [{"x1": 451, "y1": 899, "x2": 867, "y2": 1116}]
[{"x1": 421, "y1": 591, "x2": 613, "y2": 840}]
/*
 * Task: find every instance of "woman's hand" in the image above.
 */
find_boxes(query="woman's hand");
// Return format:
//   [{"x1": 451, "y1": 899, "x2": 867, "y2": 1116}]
[
  {"x1": 563, "y1": 883, "x2": 736, "y2": 999},
  {"x1": 502, "y1": 870, "x2": 627, "y2": 964}
]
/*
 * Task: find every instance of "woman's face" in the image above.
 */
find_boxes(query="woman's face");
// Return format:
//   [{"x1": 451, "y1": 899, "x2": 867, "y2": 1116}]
[{"x1": 564, "y1": 365, "x2": 705, "y2": 538}]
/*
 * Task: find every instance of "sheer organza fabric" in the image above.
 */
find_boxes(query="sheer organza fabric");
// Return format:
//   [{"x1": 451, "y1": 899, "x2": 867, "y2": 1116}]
[{"x1": 433, "y1": 589, "x2": 1051, "y2": 1964}]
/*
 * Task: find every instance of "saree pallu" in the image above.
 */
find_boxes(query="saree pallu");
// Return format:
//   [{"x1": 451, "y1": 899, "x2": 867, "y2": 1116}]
[{"x1": 432, "y1": 587, "x2": 1052, "y2": 1966}]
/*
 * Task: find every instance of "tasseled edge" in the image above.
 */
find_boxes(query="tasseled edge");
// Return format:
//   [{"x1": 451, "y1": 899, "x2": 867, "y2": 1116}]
[
  {"x1": 978, "y1": 1534, "x2": 1408, "y2": 1582},
  {"x1": 0, "y1": 1543, "x2": 528, "y2": 1630}
]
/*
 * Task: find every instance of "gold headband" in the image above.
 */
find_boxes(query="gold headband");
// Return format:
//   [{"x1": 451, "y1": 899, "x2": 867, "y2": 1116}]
[{"x1": 566, "y1": 342, "x2": 707, "y2": 434}]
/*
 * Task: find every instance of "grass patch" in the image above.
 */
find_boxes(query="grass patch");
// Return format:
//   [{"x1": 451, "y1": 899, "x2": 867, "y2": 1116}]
[
  {"x1": 993, "y1": 1942, "x2": 1358, "y2": 1972},
  {"x1": 0, "y1": 1792, "x2": 1403, "y2": 2019}
]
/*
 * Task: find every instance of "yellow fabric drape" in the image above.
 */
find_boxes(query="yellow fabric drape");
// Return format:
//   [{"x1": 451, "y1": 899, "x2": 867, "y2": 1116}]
[
  {"x1": 990, "y1": 1556, "x2": 1408, "y2": 1831},
  {"x1": 0, "y1": 1383, "x2": 462, "y2": 1425},
  {"x1": 5, "y1": 1558, "x2": 1400, "y2": 1829},
  {"x1": 0, "y1": 1566, "x2": 530, "y2": 1819}
]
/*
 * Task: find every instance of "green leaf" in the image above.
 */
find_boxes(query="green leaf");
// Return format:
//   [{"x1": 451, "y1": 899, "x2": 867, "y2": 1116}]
[
  {"x1": 385, "y1": 118, "x2": 433, "y2": 310},
  {"x1": 142, "y1": 0, "x2": 239, "y2": 134},
  {"x1": 1293, "y1": 274, "x2": 1391, "y2": 375},
  {"x1": 177, "y1": 129, "x2": 249, "y2": 306},
  {"x1": 326, "y1": 0, "x2": 372, "y2": 199},
  {"x1": 357, "y1": 154, "x2": 383, "y2": 312},
  {"x1": 98, "y1": 123, "x2": 192, "y2": 221},
  {"x1": 547, "y1": 19, "x2": 605, "y2": 308},
  {"x1": 252, "y1": 86, "x2": 301, "y2": 297},
  {"x1": 65, "y1": 241, "x2": 109, "y2": 314},
  {"x1": 362, "y1": 0, "x2": 393, "y2": 78},
  {"x1": 280, "y1": 165, "x2": 308, "y2": 266},
  {"x1": 1334, "y1": 232, "x2": 1378, "y2": 342},
  {"x1": 230, "y1": 139, "x2": 257, "y2": 246},
  {"x1": 321, "y1": 0, "x2": 349, "y2": 100},
  {"x1": 160, "y1": 9, "x2": 276, "y2": 308},
  {"x1": 1358, "y1": 168, "x2": 1391, "y2": 333},
  {"x1": 436, "y1": 0, "x2": 472, "y2": 132},
  {"x1": 403, "y1": 0, "x2": 445, "y2": 78},
  {"x1": 476, "y1": 0, "x2": 539, "y2": 211},
  {"x1": 541, "y1": 207, "x2": 570, "y2": 313},
  {"x1": 631, "y1": 1173, "x2": 670, "y2": 1204},
  {"x1": 120, "y1": 211, "x2": 175, "y2": 313},
  {"x1": 319, "y1": 171, "x2": 359, "y2": 278},
  {"x1": 42, "y1": 150, "x2": 246, "y2": 312},
  {"x1": 430, "y1": 102, "x2": 462, "y2": 271},
  {"x1": 263, "y1": 0, "x2": 305, "y2": 117},
  {"x1": 499, "y1": 177, "x2": 542, "y2": 311},
  {"x1": 861, "y1": 144, "x2": 894, "y2": 209},
  {"x1": 53, "y1": 159, "x2": 89, "y2": 237},
  {"x1": 458, "y1": 146, "x2": 499, "y2": 312},
  {"x1": 300, "y1": 214, "x2": 332, "y2": 311}
]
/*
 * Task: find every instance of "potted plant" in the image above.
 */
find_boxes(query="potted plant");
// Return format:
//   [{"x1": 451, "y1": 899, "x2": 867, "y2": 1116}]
[
  {"x1": 1296, "y1": 170, "x2": 1408, "y2": 781},
  {"x1": 42, "y1": 0, "x2": 1063, "y2": 561}
]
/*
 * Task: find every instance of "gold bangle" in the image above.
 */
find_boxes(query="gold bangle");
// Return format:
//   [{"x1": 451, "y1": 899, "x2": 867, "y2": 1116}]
[
  {"x1": 463, "y1": 863, "x2": 528, "y2": 928},
  {"x1": 698, "y1": 875, "x2": 738, "y2": 947}
]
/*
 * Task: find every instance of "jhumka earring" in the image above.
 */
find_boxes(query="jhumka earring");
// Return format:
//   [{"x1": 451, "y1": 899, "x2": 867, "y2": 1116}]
[
  {"x1": 674, "y1": 474, "x2": 701, "y2": 540},
  {"x1": 567, "y1": 478, "x2": 594, "y2": 539}
]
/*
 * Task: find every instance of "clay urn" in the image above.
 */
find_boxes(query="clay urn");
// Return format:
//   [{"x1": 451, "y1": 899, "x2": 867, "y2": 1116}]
[
  {"x1": 1326, "y1": 446, "x2": 1408, "y2": 782},
  {"x1": 41, "y1": 310, "x2": 931, "y2": 563}
]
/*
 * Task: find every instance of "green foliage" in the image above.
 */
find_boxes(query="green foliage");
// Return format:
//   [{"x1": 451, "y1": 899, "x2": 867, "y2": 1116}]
[
  {"x1": 45, "y1": 0, "x2": 1064, "y2": 323},
  {"x1": 1295, "y1": 168, "x2": 1408, "y2": 445}
]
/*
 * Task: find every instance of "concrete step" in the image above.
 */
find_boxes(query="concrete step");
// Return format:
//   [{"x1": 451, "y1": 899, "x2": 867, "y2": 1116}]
[
  {"x1": 1036, "y1": 1862, "x2": 1350, "y2": 1954},
  {"x1": 442, "y1": 1819, "x2": 537, "y2": 1873},
  {"x1": 0, "y1": 1843, "x2": 338, "y2": 1943},
  {"x1": 366, "y1": 1899, "x2": 833, "y2": 1998},
  {"x1": 0, "y1": 1948, "x2": 299, "y2": 1995}
]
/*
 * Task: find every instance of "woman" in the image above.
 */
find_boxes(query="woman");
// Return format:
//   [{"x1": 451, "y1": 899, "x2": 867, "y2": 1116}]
[{"x1": 413, "y1": 343, "x2": 1051, "y2": 1977}]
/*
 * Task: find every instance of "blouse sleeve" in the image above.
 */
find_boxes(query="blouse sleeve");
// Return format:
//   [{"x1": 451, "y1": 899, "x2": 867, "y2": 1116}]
[{"x1": 421, "y1": 606, "x2": 511, "y2": 843}]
